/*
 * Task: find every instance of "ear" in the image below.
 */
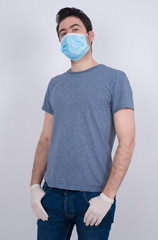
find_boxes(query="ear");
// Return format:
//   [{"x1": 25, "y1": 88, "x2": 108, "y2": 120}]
[{"x1": 88, "y1": 30, "x2": 94, "y2": 43}]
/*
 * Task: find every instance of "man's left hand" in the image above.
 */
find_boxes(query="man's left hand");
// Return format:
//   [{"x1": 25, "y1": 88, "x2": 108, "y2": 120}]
[{"x1": 83, "y1": 194, "x2": 113, "y2": 226}]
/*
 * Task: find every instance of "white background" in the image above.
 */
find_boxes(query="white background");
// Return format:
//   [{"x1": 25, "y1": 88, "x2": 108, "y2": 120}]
[{"x1": 0, "y1": 0, "x2": 158, "y2": 239}]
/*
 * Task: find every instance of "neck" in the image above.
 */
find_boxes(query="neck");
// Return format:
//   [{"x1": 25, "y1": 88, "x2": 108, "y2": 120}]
[{"x1": 70, "y1": 52, "x2": 99, "y2": 72}]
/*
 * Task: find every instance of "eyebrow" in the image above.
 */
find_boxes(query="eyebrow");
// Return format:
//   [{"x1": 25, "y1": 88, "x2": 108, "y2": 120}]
[{"x1": 59, "y1": 24, "x2": 81, "y2": 35}]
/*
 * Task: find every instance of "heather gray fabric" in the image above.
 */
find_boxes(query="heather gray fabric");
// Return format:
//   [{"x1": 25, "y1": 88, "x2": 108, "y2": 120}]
[{"x1": 41, "y1": 64, "x2": 134, "y2": 191}]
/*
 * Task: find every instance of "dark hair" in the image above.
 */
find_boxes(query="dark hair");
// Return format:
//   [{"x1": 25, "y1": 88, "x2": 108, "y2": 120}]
[{"x1": 56, "y1": 7, "x2": 93, "y2": 52}]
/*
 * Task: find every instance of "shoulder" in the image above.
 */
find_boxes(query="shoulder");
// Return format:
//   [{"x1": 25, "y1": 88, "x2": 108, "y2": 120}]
[
  {"x1": 48, "y1": 71, "x2": 68, "y2": 88},
  {"x1": 99, "y1": 64, "x2": 128, "y2": 89},
  {"x1": 101, "y1": 64, "x2": 126, "y2": 77}
]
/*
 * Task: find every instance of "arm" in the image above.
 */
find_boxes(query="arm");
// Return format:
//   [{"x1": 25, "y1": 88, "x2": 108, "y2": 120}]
[
  {"x1": 30, "y1": 112, "x2": 54, "y2": 187},
  {"x1": 30, "y1": 112, "x2": 54, "y2": 221},
  {"x1": 102, "y1": 108, "x2": 135, "y2": 200}
]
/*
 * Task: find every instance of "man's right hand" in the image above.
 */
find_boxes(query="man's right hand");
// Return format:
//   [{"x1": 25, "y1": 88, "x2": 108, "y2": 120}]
[{"x1": 30, "y1": 185, "x2": 49, "y2": 221}]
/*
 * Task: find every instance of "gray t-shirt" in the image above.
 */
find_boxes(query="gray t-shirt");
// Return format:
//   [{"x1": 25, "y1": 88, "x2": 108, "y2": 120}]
[{"x1": 41, "y1": 64, "x2": 134, "y2": 191}]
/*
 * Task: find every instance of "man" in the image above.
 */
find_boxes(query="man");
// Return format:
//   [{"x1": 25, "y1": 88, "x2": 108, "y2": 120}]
[{"x1": 30, "y1": 7, "x2": 135, "y2": 240}]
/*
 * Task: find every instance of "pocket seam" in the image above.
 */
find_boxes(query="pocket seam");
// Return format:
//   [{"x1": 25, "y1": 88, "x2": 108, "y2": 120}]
[
  {"x1": 41, "y1": 185, "x2": 51, "y2": 201},
  {"x1": 83, "y1": 191, "x2": 89, "y2": 203},
  {"x1": 83, "y1": 191, "x2": 102, "y2": 203}
]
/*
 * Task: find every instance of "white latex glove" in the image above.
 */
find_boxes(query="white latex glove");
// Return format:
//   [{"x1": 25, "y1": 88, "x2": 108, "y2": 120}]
[
  {"x1": 30, "y1": 184, "x2": 49, "y2": 221},
  {"x1": 83, "y1": 192, "x2": 114, "y2": 226}
]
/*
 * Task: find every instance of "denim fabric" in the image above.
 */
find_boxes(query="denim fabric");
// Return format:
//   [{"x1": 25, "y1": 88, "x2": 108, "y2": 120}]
[{"x1": 37, "y1": 181, "x2": 116, "y2": 240}]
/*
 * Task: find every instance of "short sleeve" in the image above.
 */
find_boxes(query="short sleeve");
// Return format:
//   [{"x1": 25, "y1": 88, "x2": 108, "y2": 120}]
[
  {"x1": 41, "y1": 80, "x2": 53, "y2": 115},
  {"x1": 111, "y1": 72, "x2": 134, "y2": 115}
]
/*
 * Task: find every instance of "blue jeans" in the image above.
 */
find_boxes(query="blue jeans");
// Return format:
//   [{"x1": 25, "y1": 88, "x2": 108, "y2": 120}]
[{"x1": 37, "y1": 180, "x2": 116, "y2": 240}]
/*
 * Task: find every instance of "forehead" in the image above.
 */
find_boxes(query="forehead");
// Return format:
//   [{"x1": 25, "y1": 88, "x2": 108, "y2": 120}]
[{"x1": 58, "y1": 16, "x2": 84, "y2": 31}]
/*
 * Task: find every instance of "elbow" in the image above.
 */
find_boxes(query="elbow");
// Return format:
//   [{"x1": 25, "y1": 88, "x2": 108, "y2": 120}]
[{"x1": 118, "y1": 137, "x2": 135, "y2": 155}]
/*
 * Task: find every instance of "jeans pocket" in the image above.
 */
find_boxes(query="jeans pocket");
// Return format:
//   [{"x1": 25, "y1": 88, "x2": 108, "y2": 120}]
[
  {"x1": 41, "y1": 181, "x2": 51, "y2": 201},
  {"x1": 84, "y1": 191, "x2": 102, "y2": 203}
]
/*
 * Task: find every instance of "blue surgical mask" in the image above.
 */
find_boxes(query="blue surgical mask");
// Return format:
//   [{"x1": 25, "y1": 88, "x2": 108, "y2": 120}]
[{"x1": 60, "y1": 33, "x2": 90, "y2": 61}]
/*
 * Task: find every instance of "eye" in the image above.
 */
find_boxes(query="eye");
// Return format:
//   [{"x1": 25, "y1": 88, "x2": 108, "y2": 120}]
[
  {"x1": 73, "y1": 28, "x2": 79, "y2": 31},
  {"x1": 61, "y1": 32, "x2": 66, "y2": 36}
]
